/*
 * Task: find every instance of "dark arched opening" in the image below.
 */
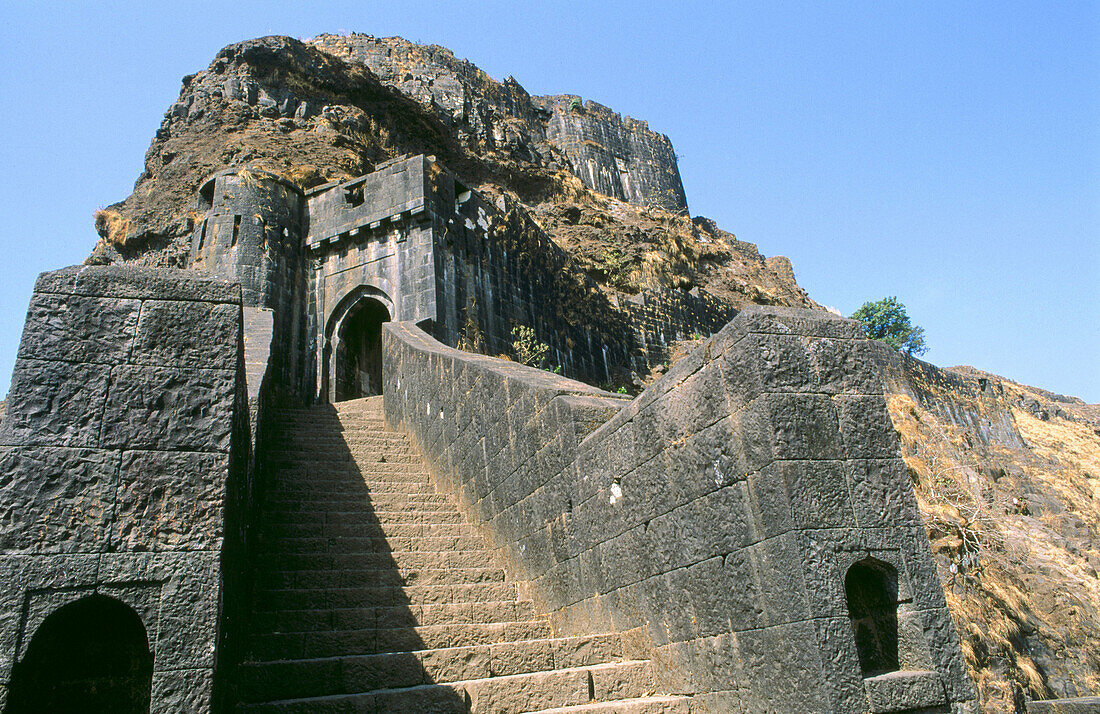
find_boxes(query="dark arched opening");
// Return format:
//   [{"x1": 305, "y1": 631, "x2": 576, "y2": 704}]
[
  {"x1": 334, "y1": 297, "x2": 390, "y2": 401},
  {"x1": 6, "y1": 595, "x2": 153, "y2": 714},
  {"x1": 845, "y1": 558, "x2": 901, "y2": 677}
]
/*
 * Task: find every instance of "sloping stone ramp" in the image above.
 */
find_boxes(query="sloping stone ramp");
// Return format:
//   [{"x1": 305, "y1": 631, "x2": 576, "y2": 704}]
[{"x1": 237, "y1": 397, "x2": 690, "y2": 713}]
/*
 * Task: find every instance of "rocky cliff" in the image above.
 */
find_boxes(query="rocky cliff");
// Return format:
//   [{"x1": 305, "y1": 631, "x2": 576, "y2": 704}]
[
  {"x1": 873, "y1": 347, "x2": 1100, "y2": 712},
  {"x1": 88, "y1": 35, "x2": 808, "y2": 316}
]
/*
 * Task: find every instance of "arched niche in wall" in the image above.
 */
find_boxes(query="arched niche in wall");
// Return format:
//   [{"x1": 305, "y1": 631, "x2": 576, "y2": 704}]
[
  {"x1": 324, "y1": 284, "x2": 394, "y2": 402},
  {"x1": 5, "y1": 594, "x2": 154, "y2": 714},
  {"x1": 845, "y1": 557, "x2": 901, "y2": 677}
]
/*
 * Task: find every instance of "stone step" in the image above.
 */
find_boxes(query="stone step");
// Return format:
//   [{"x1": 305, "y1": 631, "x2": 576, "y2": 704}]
[
  {"x1": 269, "y1": 488, "x2": 447, "y2": 501},
  {"x1": 236, "y1": 661, "x2": 657, "y2": 714},
  {"x1": 267, "y1": 450, "x2": 422, "y2": 464},
  {"x1": 523, "y1": 697, "x2": 692, "y2": 714},
  {"x1": 258, "y1": 519, "x2": 476, "y2": 538},
  {"x1": 260, "y1": 523, "x2": 485, "y2": 543},
  {"x1": 250, "y1": 600, "x2": 537, "y2": 634},
  {"x1": 269, "y1": 433, "x2": 409, "y2": 445},
  {"x1": 254, "y1": 582, "x2": 519, "y2": 610},
  {"x1": 269, "y1": 463, "x2": 429, "y2": 477},
  {"x1": 247, "y1": 620, "x2": 552, "y2": 660},
  {"x1": 264, "y1": 495, "x2": 454, "y2": 514},
  {"x1": 255, "y1": 549, "x2": 494, "y2": 571},
  {"x1": 256, "y1": 566, "x2": 506, "y2": 590},
  {"x1": 237, "y1": 633, "x2": 628, "y2": 702},
  {"x1": 259, "y1": 532, "x2": 483, "y2": 553}
]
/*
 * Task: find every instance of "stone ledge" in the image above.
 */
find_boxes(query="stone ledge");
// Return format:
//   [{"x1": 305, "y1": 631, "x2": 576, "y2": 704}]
[
  {"x1": 863, "y1": 669, "x2": 946, "y2": 713},
  {"x1": 34, "y1": 266, "x2": 242, "y2": 303},
  {"x1": 1027, "y1": 697, "x2": 1100, "y2": 714}
]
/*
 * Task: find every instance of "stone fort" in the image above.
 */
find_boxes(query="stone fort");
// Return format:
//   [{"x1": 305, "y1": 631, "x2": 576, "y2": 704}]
[{"x1": 0, "y1": 116, "x2": 978, "y2": 712}]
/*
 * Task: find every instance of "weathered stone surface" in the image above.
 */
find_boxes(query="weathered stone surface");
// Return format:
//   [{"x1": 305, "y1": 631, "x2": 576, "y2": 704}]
[
  {"x1": 17, "y1": 293, "x2": 140, "y2": 364},
  {"x1": 0, "y1": 359, "x2": 112, "y2": 447},
  {"x1": 35, "y1": 265, "x2": 241, "y2": 303},
  {"x1": 0, "y1": 447, "x2": 119, "y2": 554},
  {"x1": 131, "y1": 300, "x2": 240, "y2": 369},
  {"x1": 863, "y1": 670, "x2": 946, "y2": 713},
  {"x1": 100, "y1": 365, "x2": 235, "y2": 452},
  {"x1": 150, "y1": 668, "x2": 214, "y2": 714},
  {"x1": 112, "y1": 451, "x2": 229, "y2": 550}
]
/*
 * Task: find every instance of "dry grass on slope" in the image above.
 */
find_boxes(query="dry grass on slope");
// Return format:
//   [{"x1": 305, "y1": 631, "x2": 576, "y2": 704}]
[{"x1": 888, "y1": 393, "x2": 1100, "y2": 713}]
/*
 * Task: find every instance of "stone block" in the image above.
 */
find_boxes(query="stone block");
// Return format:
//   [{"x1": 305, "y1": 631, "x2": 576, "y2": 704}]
[
  {"x1": 131, "y1": 300, "x2": 240, "y2": 369},
  {"x1": 847, "y1": 459, "x2": 922, "y2": 529},
  {"x1": 150, "y1": 668, "x2": 213, "y2": 714},
  {"x1": 736, "y1": 621, "x2": 830, "y2": 712},
  {"x1": 780, "y1": 459, "x2": 856, "y2": 529},
  {"x1": 0, "y1": 447, "x2": 119, "y2": 553},
  {"x1": 0, "y1": 360, "x2": 112, "y2": 447},
  {"x1": 796, "y1": 530, "x2": 848, "y2": 619},
  {"x1": 807, "y1": 337, "x2": 886, "y2": 395},
  {"x1": 750, "y1": 534, "x2": 811, "y2": 627},
  {"x1": 747, "y1": 467, "x2": 794, "y2": 539},
  {"x1": 723, "y1": 549, "x2": 767, "y2": 629},
  {"x1": 682, "y1": 556, "x2": 735, "y2": 638},
  {"x1": 112, "y1": 451, "x2": 230, "y2": 551},
  {"x1": 863, "y1": 670, "x2": 947, "y2": 713},
  {"x1": 836, "y1": 395, "x2": 900, "y2": 458},
  {"x1": 752, "y1": 392, "x2": 842, "y2": 461},
  {"x1": 35, "y1": 265, "x2": 241, "y2": 303},
  {"x1": 811, "y1": 616, "x2": 866, "y2": 714},
  {"x1": 100, "y1": 365, "x2": 236, "y2": 452},
  {"x1": 17, "y1": 294, "x2": 140, "y2": 365}
]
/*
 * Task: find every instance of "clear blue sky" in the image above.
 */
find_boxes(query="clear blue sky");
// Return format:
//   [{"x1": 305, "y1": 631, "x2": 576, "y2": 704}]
[{"x1": 1, "y1": 1, "x2": 1096, "y2": 401}]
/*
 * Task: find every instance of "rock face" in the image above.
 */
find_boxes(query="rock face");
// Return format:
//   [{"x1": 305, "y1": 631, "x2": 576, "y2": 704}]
[
  {"x1": 89, "y1": 35, "x2": 798, "y2": 328},
  {"x1": 309, "y1": 34, "x2": 688, "y2": 213}
]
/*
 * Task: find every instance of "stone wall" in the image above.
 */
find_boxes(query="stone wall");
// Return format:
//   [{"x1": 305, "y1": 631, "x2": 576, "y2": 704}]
[
  {"x1": 382, "y1": 306, "x2": 978, "y2": 713},
  {"x1": 191, "y1": 168, "x2": 307, "y2": 404},
  {"x1": 0, "y1": 266, "x2": 249, "y2": 713},
  {"x1": 619, "y1": 287, "x2": 739, "y2": 370}
]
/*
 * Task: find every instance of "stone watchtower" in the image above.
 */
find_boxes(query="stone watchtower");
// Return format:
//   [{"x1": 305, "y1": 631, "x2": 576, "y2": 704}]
[{"x1": 190, "y1": 169, "x2": 308, "y2": 399}]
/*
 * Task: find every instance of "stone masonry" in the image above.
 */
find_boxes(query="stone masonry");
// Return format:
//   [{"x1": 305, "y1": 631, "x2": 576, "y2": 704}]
[
  {"x1": 189, "y1": 154, "x2": 721, "y2": 402},
  {"x1": 382, "y1": 307, "x2": 979, "y2": 713},
  {"x1": 0, "y1": 266, "x2": 251, "y2": 712},
  {"x1": 0, "y1": 131, "x2": 985, "y2": 713}
]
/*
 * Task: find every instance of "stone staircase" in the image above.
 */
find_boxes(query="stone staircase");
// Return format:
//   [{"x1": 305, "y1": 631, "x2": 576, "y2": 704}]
[{"x1": 236, "y1": 397, "x2": 690, "y2": 713}]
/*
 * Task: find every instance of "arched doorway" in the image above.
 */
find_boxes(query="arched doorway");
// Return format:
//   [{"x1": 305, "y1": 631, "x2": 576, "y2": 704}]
[
  {"x1": 845, "y1": 557, "x2": 901, "y2": 677},
  {"x1": 6, "y1": 595, "x2": 154, "y2": 713},
  {"x1": 333, "y1": 297, "x2": 391, "y2": 401}
]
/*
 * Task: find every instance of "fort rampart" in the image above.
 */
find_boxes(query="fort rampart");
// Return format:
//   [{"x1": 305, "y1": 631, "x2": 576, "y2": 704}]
[{"x1": 382, "y1": 306, "x2": 978, "y2": 713}]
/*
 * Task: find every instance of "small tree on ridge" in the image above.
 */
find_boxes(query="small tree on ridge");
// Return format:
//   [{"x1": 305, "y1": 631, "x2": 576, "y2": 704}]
[{"x1": 851, "y1": 297, "x2": 928, "y2": 356}]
